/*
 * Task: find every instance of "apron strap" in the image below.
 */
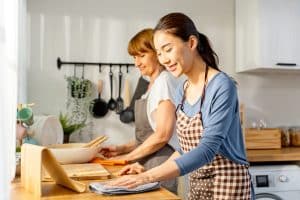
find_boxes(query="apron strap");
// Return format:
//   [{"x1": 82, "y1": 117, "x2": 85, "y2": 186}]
[
  {"x1": 175, "y1": 79, "x2": 189, "y2": 117},
  {"x1": 176, "y1": 64, "x2": 209, "y2": 119}
]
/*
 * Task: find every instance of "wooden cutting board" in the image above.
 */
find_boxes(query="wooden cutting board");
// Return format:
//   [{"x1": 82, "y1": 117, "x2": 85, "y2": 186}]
[{"x1": 43, "y1": 163, "x2": 111, "y2": 181}]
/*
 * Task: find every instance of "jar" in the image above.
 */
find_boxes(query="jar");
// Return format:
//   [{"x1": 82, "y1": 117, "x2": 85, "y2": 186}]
[
  {"x1": 280, "y1": 127, "x2": 290, "y2": 147},
  {"x1": 290, "y1": 127, "x2": 300, "y2": 147},
  {"x1": 15, "y1": 152, "x2": 21, "y2": 176}
]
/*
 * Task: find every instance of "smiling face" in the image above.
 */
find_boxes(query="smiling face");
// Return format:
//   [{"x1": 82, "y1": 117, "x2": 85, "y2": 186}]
[
  {"x1": 154, "y1": 30, "x2": 196, "y2": 77},
  {"x1": 133, "y1": 51, "x2": 160, "y2": 77},
  {"x1": 127, "y1": 28, "x2": 162, "y2": 78}
]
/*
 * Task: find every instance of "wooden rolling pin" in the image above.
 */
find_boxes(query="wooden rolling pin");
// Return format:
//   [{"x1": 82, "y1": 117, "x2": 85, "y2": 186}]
[{"x1": 123, "y1": 78, "x2": 131, "y2": 108}]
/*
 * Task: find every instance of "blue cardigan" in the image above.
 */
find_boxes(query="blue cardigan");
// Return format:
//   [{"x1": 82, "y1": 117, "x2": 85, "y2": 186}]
[{"x1": 174, "y1": 72, "x2": 248, "y2": 175}]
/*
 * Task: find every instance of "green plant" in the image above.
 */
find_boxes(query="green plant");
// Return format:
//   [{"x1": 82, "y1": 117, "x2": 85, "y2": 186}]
[
  {"x1": 59, "y1": 112, "x2": 85, "y2": 136},
  {"x1": 66, "y1": 76, "x2": 92, "y2": 99},
  {"x1": 16, "y1": 146, "x2": 21, "y2": 152}
]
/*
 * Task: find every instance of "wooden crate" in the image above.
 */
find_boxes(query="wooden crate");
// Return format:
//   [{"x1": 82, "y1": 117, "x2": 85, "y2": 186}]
[{"x1": 245, "y1": 128, "x2": 281, "y2": 149}]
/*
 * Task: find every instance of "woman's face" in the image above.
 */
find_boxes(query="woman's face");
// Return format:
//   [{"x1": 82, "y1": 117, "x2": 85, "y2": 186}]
[
  {"x1": 154, "y1": 30, "x2": 193, "y2": 77},
  {"x1": 133, "y1": 51, "x2": 160, "y2": 77}
]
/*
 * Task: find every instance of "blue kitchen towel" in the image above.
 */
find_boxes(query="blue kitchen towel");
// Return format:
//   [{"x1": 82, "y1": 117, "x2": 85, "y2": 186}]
[{"x1": 89, "y1": 181, "x2": 160, "y2": 195}]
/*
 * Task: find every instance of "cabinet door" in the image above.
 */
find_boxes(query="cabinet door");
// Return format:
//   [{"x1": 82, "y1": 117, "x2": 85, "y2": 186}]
[
  {"x1": 236, "y1": 0, "x2": 300, "y2": 72},
  {"x1": 259, "y1": 0, "x2": 300, "y2": 66}
]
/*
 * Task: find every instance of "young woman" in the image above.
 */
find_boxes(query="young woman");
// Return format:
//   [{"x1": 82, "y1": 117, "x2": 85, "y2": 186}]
[
  {"x1": 100, "y1": 28, "x2": 179, "y2": 193},
  {"x1": 108, "y1": 13, "x2": 254, "y2": 200}
]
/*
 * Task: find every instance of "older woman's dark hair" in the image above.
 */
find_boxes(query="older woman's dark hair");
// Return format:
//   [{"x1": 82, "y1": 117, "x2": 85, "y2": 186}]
[{"x1": 154, "y1": 12, "x2": 219, "y2": 71}]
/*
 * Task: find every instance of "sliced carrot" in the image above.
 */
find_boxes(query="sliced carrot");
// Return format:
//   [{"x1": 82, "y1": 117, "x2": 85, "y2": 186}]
[{"x1": 90, "y1": 157, "x2": 127, "y2": 165}]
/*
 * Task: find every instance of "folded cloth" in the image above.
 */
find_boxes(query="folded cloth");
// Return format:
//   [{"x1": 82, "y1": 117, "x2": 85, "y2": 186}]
[{"x1": 89, "y1": 181, "x2": 160, "y2": 195}]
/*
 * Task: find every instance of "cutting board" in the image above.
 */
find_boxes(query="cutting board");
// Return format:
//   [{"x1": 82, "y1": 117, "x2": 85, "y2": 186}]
[{"x1": 43, "y1": 163, "x2": 110, "y2": 181}]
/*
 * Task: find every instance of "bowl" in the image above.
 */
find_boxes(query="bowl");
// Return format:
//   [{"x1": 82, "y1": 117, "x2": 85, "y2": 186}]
[{"x1": 48, "y1": 143, "x2": 99, "y2": 164}]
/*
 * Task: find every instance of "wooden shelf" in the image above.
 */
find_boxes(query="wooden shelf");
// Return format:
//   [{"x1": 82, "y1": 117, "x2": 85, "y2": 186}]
[{"x1": 247, "y1": 147, "x2": 300, "y2": 162}]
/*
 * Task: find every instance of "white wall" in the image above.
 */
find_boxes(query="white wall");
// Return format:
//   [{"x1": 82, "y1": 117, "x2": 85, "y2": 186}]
[{"x1": 26, "y1": 0, "x2": 300, "y2": 145}]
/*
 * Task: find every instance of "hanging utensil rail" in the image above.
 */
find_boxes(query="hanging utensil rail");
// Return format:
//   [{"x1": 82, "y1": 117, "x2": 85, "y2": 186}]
[{"x1": 57, "y1": 57, "x2": 135, "y2": 73}]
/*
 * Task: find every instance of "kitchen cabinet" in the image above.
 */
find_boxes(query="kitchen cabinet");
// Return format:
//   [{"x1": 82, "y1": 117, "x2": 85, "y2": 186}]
[{"x1": 235, "y1": 0, "x2": 300, "y2": 73}]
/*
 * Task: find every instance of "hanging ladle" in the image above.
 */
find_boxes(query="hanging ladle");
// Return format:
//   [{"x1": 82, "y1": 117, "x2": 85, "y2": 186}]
[
  {"x1": 116, "y1": 65, "x2": 124, "y2": 114},
  {"x1": 107, "y1": 65, "x2": 117, "y2": 110}
]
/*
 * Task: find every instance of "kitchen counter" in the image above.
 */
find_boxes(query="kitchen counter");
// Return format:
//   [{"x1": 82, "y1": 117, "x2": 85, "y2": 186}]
[
  {"x1": 10, "y1": 165, "x2": 180, "y2": 200},
  {"x1": 247, "y1": 147, "x2": 300, "y2": 162}
]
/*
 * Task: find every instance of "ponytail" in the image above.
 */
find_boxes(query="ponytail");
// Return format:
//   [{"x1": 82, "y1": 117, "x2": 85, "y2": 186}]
[{"x1": 197, "y1": 32, "x2": 219, "y2": 70}]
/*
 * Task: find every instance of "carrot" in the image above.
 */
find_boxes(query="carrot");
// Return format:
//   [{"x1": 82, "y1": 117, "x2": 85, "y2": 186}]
[{"x1": 90, "y1": 157, "x2": 127, "y2": 165}]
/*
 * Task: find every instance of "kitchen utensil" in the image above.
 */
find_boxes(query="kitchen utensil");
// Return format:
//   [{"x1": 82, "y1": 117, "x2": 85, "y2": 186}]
[
  {"x1": 123, "y1": 77, "x2": 131, "y2": 108},
  {"x1": 116, "y1": 66, "x2": 124, "y2": 114},
  {"x1": 48, "y1": 143, "x2": 100, "y2": 164},
  {"x1": 83, "y1": 135, "x2": 108, "y2": 148},
  {"x1": 90, "y1": 79, "x2": 108, "y2": 118},
  {"x1": 119, "y1": 107, "x2": 134, "y2": 124},
  {"x1": 107, "y1": 66, "x2": 117, "y2": 110},
  {"x1": 120, "y1": 76, "x2": 149, "y2": 123}
]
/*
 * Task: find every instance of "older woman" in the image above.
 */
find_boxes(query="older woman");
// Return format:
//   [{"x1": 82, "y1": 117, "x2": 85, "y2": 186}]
[{"x1": 100, "y1": 28, "x2": 179, "y2": 193}]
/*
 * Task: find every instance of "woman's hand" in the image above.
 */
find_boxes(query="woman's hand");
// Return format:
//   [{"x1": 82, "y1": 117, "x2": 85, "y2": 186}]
[
  {"x1": 106, "y1": 173, "x2": 150, "y2": 189},
  {"x1": 99, "y1": 141, "x2": 136, "y2": 158},
  {"x1": 99, "y1": 145, "x2": 123, "y2": 158},
  {"x1": 117, "y1": 162, "x2": 145, "y2": 175}
]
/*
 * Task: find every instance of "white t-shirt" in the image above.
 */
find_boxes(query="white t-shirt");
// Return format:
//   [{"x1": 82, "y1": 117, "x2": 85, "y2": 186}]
[{"x1": 141, "y1": 70, "x2": 180, "y2": 150}]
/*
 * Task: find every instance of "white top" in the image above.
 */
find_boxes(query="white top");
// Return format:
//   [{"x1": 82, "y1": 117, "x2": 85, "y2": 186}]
[{"x1": 141, "y1": 70, "x2": 180, "y2": 150}]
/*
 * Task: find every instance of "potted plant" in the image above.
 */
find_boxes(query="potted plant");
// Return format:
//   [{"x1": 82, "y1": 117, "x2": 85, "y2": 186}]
[
  {"x1": 59, "y1": 112, "x2": 86, "y2": 143},
  {"x1": 64, "y1": 76, "x2": 93, "y2": 136},
  {"x1": 66, "y1": 76, "x2": 92, "y2": 99}
]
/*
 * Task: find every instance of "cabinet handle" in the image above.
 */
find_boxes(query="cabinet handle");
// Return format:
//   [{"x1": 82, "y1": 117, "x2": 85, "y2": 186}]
[{"x1": 276, "y1": 63, "x2": 297, "y2": 66}]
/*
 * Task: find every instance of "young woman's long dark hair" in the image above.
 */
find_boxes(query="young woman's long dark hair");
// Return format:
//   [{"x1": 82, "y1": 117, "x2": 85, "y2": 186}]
[{"x1": 154, "y1": 12, "x2": 219, "y2": 71}]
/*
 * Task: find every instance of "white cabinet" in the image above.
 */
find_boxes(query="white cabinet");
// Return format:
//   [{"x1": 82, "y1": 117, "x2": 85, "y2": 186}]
[{"x1": 236, "y1": 0, "x2": 300, "y2": 73}]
